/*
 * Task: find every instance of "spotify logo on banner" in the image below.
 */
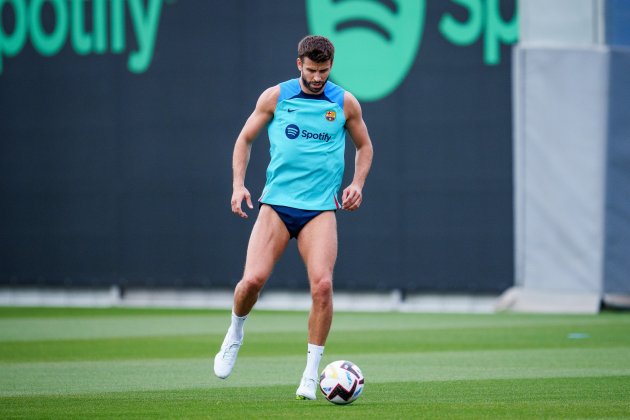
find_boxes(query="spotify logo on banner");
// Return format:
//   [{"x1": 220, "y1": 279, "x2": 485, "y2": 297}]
[
  {"x1": 307, "y1": 0, "x2": 518, "y2": 102},
  {"x1": 0, "y1": 0, "x2": 164, "y2": 75},
  {"x1": 307, "y1": 0, "x2": 426, "y2": 102}
]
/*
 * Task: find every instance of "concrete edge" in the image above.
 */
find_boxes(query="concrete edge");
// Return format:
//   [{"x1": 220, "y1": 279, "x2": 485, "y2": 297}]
[{"x1": 0, "y1": 287, "x2": 500, "y2": 314}]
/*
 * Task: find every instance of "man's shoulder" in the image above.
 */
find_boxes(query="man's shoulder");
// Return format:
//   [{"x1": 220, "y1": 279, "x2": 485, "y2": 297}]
[
  {"x1": 262, "y1": 84, "x2": 281, "y2": 97},
  {"x1": 342, "y1": 90, "x2": 359, "y2": 106},
  {"x1": 277, "y1": 78, "x2": 301, "y2": 102},
  {"x1": 342, "y1": 90, "x2": 362, "y2": 120},
  {"x1": 257, "y1": 85, "x2": 281, "y2": 110},
  {"x1": 324, "y1": 79, "x2": 344, "y2": 94},
  {"x1": 323, "y1": 81, "x2": 345, "y2": 108}
]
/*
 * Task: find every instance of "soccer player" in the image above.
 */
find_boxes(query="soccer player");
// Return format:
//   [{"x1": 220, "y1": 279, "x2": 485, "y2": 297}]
[{"x1": 213, "y1": 35, "x2": 373, "y2": 400}]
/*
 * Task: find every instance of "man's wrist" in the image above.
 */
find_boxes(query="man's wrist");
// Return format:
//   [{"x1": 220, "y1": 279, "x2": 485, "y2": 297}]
[{"x1": 350, "y1": 180, "x2": 365, "y2": 189}]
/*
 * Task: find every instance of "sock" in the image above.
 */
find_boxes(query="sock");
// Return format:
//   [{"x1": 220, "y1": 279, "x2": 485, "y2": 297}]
[
  {"x1": 228, "y1": 310, "x2": 247, "y2": 342},
  {"x1": 302, "y1": 343, "x2": 324, "y2": 380}
]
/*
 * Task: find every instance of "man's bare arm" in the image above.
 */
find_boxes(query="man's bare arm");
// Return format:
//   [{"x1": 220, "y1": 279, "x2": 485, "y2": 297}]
[
  {"x1": 342, "y1": 92, "x2": 374, "y2": 211},
  {"x1": 231, "y1": 86, "x2": 279, "y2": 218}
]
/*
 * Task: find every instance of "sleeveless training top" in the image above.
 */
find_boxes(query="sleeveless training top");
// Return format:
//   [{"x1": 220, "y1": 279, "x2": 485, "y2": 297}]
[{"x1": 259, "y1": 78, "x2": 346, "y2": 210}]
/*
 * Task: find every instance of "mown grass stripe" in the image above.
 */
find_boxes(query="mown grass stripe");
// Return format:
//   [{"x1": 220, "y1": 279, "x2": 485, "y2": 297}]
[
  {"x1": 3, "y1": 377, "x2": 630, "y2": 419},
  {"x1": 2, "y1": 311, "x2": 629, "y2": 342},
  {"x1": 2, "y1": 347, "x2": 629, "y2": 397}
]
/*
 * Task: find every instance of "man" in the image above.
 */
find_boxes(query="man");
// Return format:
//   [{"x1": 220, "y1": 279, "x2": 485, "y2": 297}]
[{"x1": 214, "y1": 35, "x2": 373, "y2": 401}]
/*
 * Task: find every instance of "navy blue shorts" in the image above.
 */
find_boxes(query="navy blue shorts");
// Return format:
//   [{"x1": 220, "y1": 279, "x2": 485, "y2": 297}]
[{"x1": 262, "y1": 204, "x2": 324, "y2": 239}]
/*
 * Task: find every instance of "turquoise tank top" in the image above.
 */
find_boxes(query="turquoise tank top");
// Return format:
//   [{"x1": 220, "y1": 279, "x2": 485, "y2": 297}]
[{"x1": 260, "y1": 78, "x2": 346, "y2": 210}]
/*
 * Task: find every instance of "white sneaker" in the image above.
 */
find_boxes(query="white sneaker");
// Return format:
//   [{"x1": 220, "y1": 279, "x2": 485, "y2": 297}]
[
  {"x1": 213, "y1": 337, "x2": 242, "y2": 379},
  {"x1": 295, "y1": 376, "x2": 318, "y2": 400}
]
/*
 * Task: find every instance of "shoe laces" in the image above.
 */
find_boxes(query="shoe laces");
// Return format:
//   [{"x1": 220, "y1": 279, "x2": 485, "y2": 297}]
[
  {"x1": 220, "y1": 342, "x2": 241, "y2": 362},
  {"x1": 301, "y1": 377, "x2": 317, "y2": 389}
]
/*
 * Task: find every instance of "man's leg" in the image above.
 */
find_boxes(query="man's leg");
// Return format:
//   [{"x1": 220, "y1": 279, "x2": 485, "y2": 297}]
[
  {"x1": 214, "y1": 205, "x2": 290, "y2": 379},
  {"x1": 295, "y1": 211, "x2": 337, "y2": 399},
  {"x1": 234, "y1": 205, "x2": 290, "y2": 315}
]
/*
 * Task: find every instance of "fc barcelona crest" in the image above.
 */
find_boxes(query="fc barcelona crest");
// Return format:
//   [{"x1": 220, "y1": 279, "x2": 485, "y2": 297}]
[{"x1": 325, "y1": 110, "x2": 336, "y2": 122}]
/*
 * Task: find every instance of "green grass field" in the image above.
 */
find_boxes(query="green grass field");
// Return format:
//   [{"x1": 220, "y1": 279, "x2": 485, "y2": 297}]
[{"x1": 1, "y1": 307, "x2": 629, "y2": 418}]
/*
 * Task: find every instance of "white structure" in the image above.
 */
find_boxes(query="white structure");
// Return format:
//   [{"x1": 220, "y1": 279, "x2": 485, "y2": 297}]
[{"x1": 502, "y1": 0, "x2": 630, "y2": 313}]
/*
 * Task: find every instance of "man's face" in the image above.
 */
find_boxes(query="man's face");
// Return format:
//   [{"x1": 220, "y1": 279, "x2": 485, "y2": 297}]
[{"x1": 297, "y1": 57, "x2": 332, "y2": 94}]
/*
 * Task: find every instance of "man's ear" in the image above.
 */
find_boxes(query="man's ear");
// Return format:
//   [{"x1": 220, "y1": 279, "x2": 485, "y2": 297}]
[{"x1": 296, "y1": 58, "x2": 303, "y2": 71}]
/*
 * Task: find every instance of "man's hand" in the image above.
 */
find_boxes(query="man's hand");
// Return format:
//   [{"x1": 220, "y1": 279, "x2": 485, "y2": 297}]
[
  {"x1": 231, "y1": 186, "x2": 254, "y2": 218},
  {"x1": 342, "y1": 184, "x2": 363, "y2": 211}
]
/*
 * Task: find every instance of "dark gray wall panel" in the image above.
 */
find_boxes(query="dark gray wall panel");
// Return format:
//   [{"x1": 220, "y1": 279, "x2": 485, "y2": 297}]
[{"x1": 0, "y1": 0, "x2": 515, "y2": 292}]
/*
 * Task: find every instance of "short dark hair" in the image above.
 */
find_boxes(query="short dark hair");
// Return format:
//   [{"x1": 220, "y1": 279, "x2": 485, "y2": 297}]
[{"x1": 298, "y1": 35, "x2": 334, "y2": 63}]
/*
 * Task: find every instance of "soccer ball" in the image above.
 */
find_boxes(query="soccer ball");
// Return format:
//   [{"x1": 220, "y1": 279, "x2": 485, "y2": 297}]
[{"x1": 319, "y1": 360, "x2": 365, "y2": 404}]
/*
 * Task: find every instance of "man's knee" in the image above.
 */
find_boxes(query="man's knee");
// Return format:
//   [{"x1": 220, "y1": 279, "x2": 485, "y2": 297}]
[
  {"x1": 238, "y1": 273, "x2": 267, "y2": 295},
  {"x1": 311, "y1": 276, "x2": 333, "y2": 304}
]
